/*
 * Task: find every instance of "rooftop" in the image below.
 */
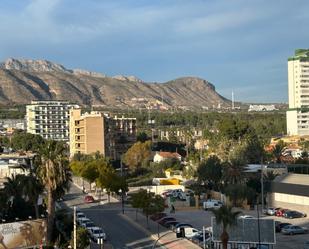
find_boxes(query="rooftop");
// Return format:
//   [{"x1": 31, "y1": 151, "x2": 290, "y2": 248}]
[
  {"x1": 274, "y1": 173, "x2": 309, "y2": 186},
  {"x1": 288, "y1": 49, "x2": 309, "y2": 61}
]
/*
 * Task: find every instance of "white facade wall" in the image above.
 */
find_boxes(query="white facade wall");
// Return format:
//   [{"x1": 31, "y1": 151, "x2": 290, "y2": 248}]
[
  {"x1": 26, "y1": 101, "x2": 78, "y2": 141},
  {"x1": 287, "y1": 50, "x2": 309, "y2": 135}
]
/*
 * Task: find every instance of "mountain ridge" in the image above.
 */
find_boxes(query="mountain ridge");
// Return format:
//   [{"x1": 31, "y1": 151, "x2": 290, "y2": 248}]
[{"x1": 0, "y1": 58, "x2": 231, "y2": 108}]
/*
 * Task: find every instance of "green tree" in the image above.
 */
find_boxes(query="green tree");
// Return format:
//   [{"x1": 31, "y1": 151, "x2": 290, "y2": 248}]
[
  {"x1": 197, "y1": 155, "x2": 222, "y2": 189},
  {"x1": 81, "y1": 160, "x2": 99, "y2": 191},
  {"x1": 37, "y1": 140, "x2": 71, "y2": 244},
  {"x1": 10, "y1": 130, "x2": 45, "y2": 152},
  {"x1": 211, "y1": 205, "x2": 242, "y2": 249},
  {"x1": 130, "y1": 189, "x2": 164, "y2": 226},
  {"x1": 70, "y1": 227, "x2": 90, "y2": 249},
  {"x1": 123, "y1": 141, "x2": 152, "y2": 172},
  {"x1": 96, "y1": 158, "x2": 117, "y2": 202}
]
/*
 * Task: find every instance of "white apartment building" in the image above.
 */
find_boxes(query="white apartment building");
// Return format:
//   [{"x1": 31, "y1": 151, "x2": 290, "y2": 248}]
[
  {"x1": 287, "y1": 49, "x2": 309, "y2": 135},
  {"x1": 26, "y1": 100, "x2": 78, "y2": 141}
]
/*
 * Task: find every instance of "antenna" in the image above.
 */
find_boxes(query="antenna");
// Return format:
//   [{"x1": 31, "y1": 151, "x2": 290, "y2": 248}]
[
  {"x1": 232, "y1": 90, "x2": 235, "y2": 110},
  {"x1": 161, "y1": 91, "x2": 164, "y2": 109}
]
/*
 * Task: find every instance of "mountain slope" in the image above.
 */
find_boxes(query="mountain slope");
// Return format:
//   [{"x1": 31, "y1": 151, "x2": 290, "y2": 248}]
[{"x1": 0, "y1": 58, "x2": 230, "y2": 108}]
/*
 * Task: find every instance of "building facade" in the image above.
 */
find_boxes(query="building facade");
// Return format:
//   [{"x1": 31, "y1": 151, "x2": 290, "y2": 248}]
[
  {"x1": 269, "y1": 173, "x2": 309, "y2": 215},
  {"x1": 287, "y1": 49, "x2": 309, "y2": 135},
  {"x1": 26, "y1": 101, "x2": 78, "y2": 141},
  {"x1": 69, "y1": 109, "x2": 136, "y2": 160}
]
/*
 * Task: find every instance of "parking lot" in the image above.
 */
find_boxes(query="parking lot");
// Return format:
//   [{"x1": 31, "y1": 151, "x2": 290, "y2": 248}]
[{"x1": 164, "y1": 207, "x2": 309, "y2": 249}]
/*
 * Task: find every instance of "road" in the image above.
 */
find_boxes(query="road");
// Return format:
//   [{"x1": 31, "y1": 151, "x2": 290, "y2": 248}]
[{"x1": 61, "y1": 184, "x2": 160, "y2": 249}]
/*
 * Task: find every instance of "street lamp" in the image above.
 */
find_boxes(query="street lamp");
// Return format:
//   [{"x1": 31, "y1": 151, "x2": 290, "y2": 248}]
[{"x1": 119, "y1": 189, "x2": 124, "y2": 214}]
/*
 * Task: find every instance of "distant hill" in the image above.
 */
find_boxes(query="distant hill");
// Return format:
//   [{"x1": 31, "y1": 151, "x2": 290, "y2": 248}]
[{"x1": 0, "y1": 58, "x2": 231, "y2": 109}]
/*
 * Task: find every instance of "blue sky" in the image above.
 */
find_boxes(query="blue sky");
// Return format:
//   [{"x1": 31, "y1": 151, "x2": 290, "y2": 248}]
[{"x1": 0, "y1": 0, "x2": 308, "y2": 103}]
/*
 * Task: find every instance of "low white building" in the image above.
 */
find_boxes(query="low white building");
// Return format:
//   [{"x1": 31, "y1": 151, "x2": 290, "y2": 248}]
[
  {"x1": 248, "y1": 105, "x2": 277, "y2": 112},
  {"x1": 153, "y1": 151, "x2": 182, "y2": 163}
]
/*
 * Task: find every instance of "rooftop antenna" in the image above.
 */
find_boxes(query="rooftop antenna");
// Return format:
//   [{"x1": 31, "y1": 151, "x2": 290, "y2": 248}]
[{"x1": 232, "y1": 90, "x2": 235, "y2": 110}]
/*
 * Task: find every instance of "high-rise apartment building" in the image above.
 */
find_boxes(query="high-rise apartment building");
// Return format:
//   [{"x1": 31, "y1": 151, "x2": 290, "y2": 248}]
[
  {"x1": 287, "y1": 49, "x2": 309, "y2": 136},
  {"x1": 69, "y1": 109, "x2": 136, "y2": 159},
  {"x1": 26, "y1": 101, "x2": 78, "y2": 141}
]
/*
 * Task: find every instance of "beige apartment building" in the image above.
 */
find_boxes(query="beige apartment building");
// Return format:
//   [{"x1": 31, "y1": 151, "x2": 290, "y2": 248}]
[
  {"x1": 287, "y1": 49, "x2": 309, "y2": 135},
  {"x1": 69, "y1": 109, "x2": 136, "y2": 159}
]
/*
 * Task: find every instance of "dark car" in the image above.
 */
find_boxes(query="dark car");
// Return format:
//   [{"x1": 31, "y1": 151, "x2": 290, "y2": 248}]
[
  {"x1": 275, "y1": 222, "x2": 291, "y2": 233},
  {"x1": 174, "y1": 223, "x2": 193, "y2": 229},
  {"x1": 191, "y1": 232, "x2": 212, "y2": 247},
  {"x1": 158, "y1": 217, "x2": 176, "y2": 225},
  {"x1": 284, "y1": 211, "x2": 306, "y2": 219},
  {"x1": 150, "y1": 212, "x2": 167, "y2": 221}
]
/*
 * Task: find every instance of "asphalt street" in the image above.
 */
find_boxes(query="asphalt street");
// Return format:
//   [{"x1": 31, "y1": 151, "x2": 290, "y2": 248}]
[{"x1": 61, "y1": 184, "x2": 160, "y2": 249}]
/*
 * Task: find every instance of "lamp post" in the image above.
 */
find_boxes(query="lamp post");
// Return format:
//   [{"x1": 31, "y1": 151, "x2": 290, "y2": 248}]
[{"x1": 119, "y1": 189, "x2": 124, "y2": 214}]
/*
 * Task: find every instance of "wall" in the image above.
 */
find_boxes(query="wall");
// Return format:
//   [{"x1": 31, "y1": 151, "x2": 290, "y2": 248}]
[
  {"x1": 269, "y1": 192, "x2": 309, "y2": 214},
  {"x1": 129, "y1": 185, "x2": 185, "y2": 195}
]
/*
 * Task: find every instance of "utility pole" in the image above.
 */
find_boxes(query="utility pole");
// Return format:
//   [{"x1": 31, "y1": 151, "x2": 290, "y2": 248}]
[
  {"x1": 73, "y1": 206, "x2": 77, "y2": 249},
  {"x1": 261, "y1": 157, "x2": 264, "y2": 211}
]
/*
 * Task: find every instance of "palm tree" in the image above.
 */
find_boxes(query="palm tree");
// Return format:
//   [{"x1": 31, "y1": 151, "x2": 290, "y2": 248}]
[
  {"x1": 3, "y1": 174, "x2": 24, "y2": 205},
  {"x1": 20, "y1": 175, "x2": 44, "y2": 219},
  {"x1": 37, "y1": 140, "x2": 71, "y2": 244},
  {"x1": 222, "y1": 161, "x2": 245, "y2": 185},
  {"x1": 211, "y1": 205, "x2": 242, "y2": 249},
  {"x1": 271, "y1": 140, "x2": 286, "y2": 163}
]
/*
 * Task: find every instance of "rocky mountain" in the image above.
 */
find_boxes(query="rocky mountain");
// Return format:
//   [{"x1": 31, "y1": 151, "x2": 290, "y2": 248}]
[{"x1": 0, "y1": 58, "x2": 231, "y2": 109}]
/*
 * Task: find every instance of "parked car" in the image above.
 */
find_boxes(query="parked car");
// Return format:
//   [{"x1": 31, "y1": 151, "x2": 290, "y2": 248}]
[
  {"x1": 150, "y1": 212, "x2": 167, "y2": 221},
  {"x1": 276, "y1": 208, "x2": 290, "y2": 217},
  {"x1": 266, "y1": 207, "x2": 280, "y2": 216},
  {"x1": 90, "y1": 227, "x2": 107, "y2": 242},
  {"x1": 239, "y1": 215, "x2": 254, "y2": 219},
  {"x1": 76, "y1": 212, "x2": 86, "y2": 222},
  {"x1": 175, "y1": 223, "x2": 193, "y2": 229},
  {"x1": 275, "y1": 222, "x2": 291, "y2": 233},
  {"x1": 161, "y1": 190, "x2": 173, "y2": 198},
  {"x1": 84, "y1": 195, "x2": 95, "y2": 203},
  {"x1": 203, "y1": 199, "x2": 223, "y2": 210},
  {"x1": 179, "y1": 227, "x2": 200, "y2": 239},
  {"x1": 82, "y1": 221, "x2": 96, "y2": 231},
  {"x1": 170, "y1": 189, "x2": 186, "y2": 200},
  {"x1": 158, "y1": 217, "x2": 176, "y2": 225},
  {"x1": 78, "y1": 217, "x2": 90, "y2": 226},
  {"x1": 284, "y1": 210, "x2": 307, "y2": 219},
  {"x1": 281, "y1": 225, "x2": 308, "y2": 235}
]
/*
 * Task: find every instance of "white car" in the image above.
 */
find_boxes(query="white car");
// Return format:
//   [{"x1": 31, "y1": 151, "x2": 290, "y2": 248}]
[
  {"x1": 266, "y1": 207, "x2": 277, "y2": 216},
  {"x1": 90, "y1": 227, "x2": 107, "y2": 242},
  {"x1": 203, "y1": 199, "x2": 223, "y2": 210},
  {"x1": 177, "y1": 227, "x2": 200, "y2": 239},
  {"x1": 239, "y1": 215, "x2": 254, "y2": 219}
]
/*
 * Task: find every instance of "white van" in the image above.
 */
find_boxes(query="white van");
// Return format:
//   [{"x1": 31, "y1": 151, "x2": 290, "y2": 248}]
[
  {"x1": 203, "y1": 199, "x2": 223, "y2": 210},
  {"x1": 183, "y1": 227, "x2": 200, "y2": 238}
]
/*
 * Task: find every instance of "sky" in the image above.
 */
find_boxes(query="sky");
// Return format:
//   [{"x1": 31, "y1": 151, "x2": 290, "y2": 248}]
[{"x1": 0, "y1": 0, "x2": 308, "y2": 103}]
